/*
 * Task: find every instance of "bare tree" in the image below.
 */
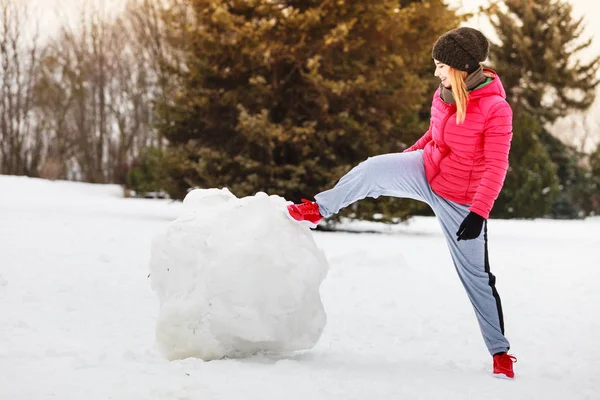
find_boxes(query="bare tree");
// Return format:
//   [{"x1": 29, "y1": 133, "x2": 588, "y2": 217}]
[
  {"x1": 3, "y1": 0, "x2": 185, "y2": 183},
  {"x1": 34, "y1": 44, "x2": 78, "y2": 179},
  {"x1": 0, "y1": 0, "x2": 43, "y2": 175},
  {"x1": 32, "y1": 0, "x2": 183, "y2": 184},
  {"x1": 122, "y1": 0, "x2": 189, "y2": 150},
  {"x1": 104, "y1": 16, "x2": 153, "y2": 183}
]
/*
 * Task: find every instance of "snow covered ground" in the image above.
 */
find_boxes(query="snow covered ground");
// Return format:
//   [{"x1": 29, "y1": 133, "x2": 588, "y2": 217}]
[{"x1": 1, "y1": 175, "x2": 599, "y2": 400}]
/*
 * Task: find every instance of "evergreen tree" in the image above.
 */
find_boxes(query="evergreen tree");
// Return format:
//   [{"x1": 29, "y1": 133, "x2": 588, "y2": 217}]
[
  {"x1": 493, "y1": 111, "x2": 559, "y2": 218},
  {"x1": 485, "y1": 0, "x2": 600, "y2": 218},
  {"x1": 485, "y1": 0, "x2": 600, "y2": 124},
  {"x1": 154, "y1": 0, "x2": 459, "y2": 222},
  {"x1": 589, "y1": 144, "x2": 600, "y2": 214},
  {"x1": 591, "y1": 144, "x2": 600, "y2": 176},
  {"x1": 538, "y1": 131, "x2": 600, "y2": 218}
]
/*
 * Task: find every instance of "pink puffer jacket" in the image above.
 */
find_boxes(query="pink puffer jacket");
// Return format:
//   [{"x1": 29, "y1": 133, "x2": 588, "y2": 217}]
[{"x1": 405, "y1": 69, "x2": 513, "y2": 219}]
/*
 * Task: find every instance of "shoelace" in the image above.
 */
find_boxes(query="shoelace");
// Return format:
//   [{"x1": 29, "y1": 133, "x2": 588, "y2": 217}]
[
  {"x1": 297, "y1": 198, "x2": 320, "y2": 215},
  {"x1": 496, "y1": 354, "x2": 517, "y2": 367}
]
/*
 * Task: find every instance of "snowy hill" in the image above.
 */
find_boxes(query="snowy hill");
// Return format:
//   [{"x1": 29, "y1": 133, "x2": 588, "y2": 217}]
[{"x1": 0, "y1": 175, "x2": 598, "y2": 399}]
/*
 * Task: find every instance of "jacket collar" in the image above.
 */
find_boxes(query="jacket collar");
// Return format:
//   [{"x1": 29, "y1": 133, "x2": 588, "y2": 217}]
[
  {"x1": 434, "y1": 68, "x2": 506, "y2": 103},
  {"x1": 469, "y1": 68, "x2": 506, "y2": 99}
]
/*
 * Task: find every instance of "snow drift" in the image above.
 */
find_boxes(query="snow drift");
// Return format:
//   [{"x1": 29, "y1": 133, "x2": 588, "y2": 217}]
[{"x1": 149, "y1": 188, "x2": 328, "y2": 361}]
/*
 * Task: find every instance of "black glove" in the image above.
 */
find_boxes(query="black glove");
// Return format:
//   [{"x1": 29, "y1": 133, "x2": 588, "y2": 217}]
[{"x1": 456, "y1": 212, "x2": 485, "y2": 241}]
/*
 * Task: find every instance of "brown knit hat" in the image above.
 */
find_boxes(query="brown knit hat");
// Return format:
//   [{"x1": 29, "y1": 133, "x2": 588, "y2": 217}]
[{"x1": 432, "y1": 27, "x2": 489, "y2": 73}]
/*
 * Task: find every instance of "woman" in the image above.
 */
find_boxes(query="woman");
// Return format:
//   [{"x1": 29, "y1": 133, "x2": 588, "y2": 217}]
[{"x1": 285, "y1": 27, "x2": 517, "y2": 379}]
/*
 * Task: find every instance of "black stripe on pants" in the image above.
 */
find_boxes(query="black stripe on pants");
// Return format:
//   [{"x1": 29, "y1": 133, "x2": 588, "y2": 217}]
[{"x1": 484, "y1": 221, "x2": 505, "y2": 335}]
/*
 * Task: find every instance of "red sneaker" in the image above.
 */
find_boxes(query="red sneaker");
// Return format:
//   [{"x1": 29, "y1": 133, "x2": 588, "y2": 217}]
[
  {"x1": 493, "y1": 353, "x2": 517, "y2": 379},
  {"x1": 285, "y1": 199, "x2": 323, "y2": 228}
]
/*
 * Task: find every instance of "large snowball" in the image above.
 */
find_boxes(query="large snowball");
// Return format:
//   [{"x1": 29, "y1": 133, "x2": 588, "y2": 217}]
[{"x1": 149, "y1": 188, "x2": 328, "y2": 361}]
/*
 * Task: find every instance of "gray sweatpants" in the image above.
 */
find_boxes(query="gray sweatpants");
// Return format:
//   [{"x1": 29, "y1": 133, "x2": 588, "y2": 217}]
[{"x1": 315, "y1": 150, "x2": 510, "y2": 355}]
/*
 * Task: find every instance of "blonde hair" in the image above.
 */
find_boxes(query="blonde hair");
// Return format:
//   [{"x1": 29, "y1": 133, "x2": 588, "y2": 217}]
[{"x1": 448, "y1": 68, "x2": 469, "y2": 124}]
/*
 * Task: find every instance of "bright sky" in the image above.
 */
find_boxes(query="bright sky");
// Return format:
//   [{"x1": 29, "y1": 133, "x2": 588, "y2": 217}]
[
  {"x1": 451, "y1": 0, "x2": 600, "y2": 62},
  {"x1": 30, "y1": 0, "x2": 125, "y2": 33},
  {"x1": 29, "y1": 0, "x2": 600, "y2": 61}
]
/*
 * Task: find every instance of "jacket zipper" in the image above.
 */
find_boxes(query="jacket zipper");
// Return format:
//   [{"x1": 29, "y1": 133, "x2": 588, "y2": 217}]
[{"x1": 430, "y1": 104, "x2": 456, "y2": 182}]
